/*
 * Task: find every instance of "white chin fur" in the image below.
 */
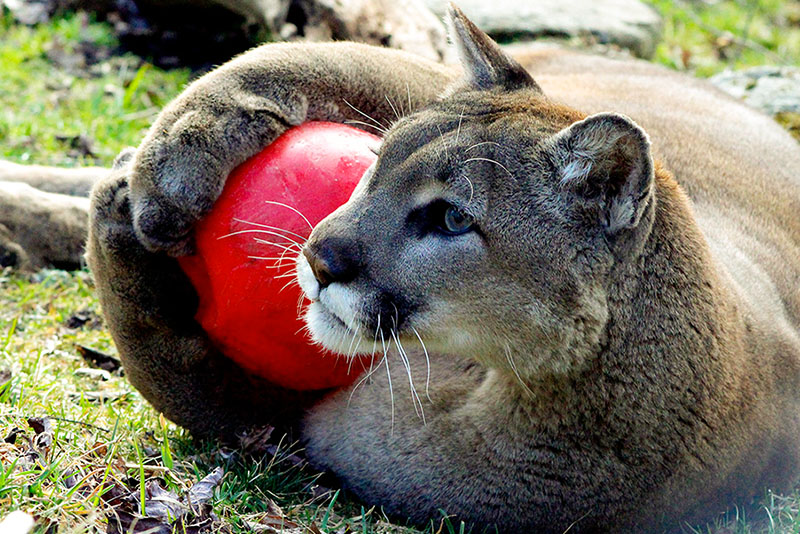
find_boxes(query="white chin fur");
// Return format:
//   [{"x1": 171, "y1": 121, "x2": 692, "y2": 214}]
[
  {"x1": 304, "y1": 301, "x2": 375, "y2": 355},
  {"x1": 296, "y1": 253, "x2": 374, "y2": 355},
  {"x1": 296, "y1": 253, "x2": 320, "y2": 301}
]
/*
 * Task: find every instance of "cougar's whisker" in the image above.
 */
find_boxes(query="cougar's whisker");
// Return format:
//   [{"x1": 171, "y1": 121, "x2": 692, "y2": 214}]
[
  {"x1": 346, "y1": 323, "x2": 363, "y2": 373},
  {"x1": 379, "y1": 327, "x2": 395, "y2": 435},
  {"x1": 278, "y1": 278, "x2": 300, "y2": 294},
  {"x1": 504, "y1": 342, "x2": 535, "y2": 398},
  {"x1": 411, "y1": 326, "x2": 432, "y2": 402},
  {"x1": 343, "y1": 99, "x2": 391, "y2": 133},
  {"x1": 344, "y1": 119, "x2": 389, "y2": 136},
  {"x1": 348, "y1": 351, "x2": 384, "y2": 406},
  {"x1": 218, "y1": 228, "x2": 304, "y2": 248},
  {"x1": 455, "y1": 104, "x2": 466, "y2": 146},
  {"x1": 273, "y1": 270, "x2": 299, "y2": 280},
  {"x1": 392, "y1": 328, "x2": 425, "y2": 424},
  {"x1": 385, "y1": 95, "x2": 401, "y2": 121},
  {"x1": 346, "y1": 314, "x2": 389, "y2": 419},
  {"x1": 463, "y1": 174, "x2": 475, "y2": 204},
  {"x1": 246, "y1": 255, "x2": 295, "y2": 267},
  {"x1": 261, "y1": 200, "x2": 314, "y2": 230},
  {"x1": 463, "y1": 157, "x2": 513, "y2": 177},
  {"x1": 252, "y1": 238, "x2": 302, "y2": 253},
  {"x1": 232, "y1": 217, "x2": 309, "y2": 242},
  {"x1": 465, "y1": 141, "x2": 502, "y2": 152},
  {"x1": 372, "y1": 313, "x2": 381, "y2": 357},
  {"x1": 436, "y1": 124, "x2": 449, "y2": 162}
]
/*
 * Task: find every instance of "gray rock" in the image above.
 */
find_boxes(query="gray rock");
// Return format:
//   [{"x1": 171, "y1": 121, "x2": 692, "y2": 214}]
[
  {"x1": 425, "y1": 0, "x2": 663, "y2": 58},
  {"x1": 709, "y1": 67, "x2": 800, "y2": 116},
  {"x1": 289, "y1": 0, "x2": 450, "y2": 62}
]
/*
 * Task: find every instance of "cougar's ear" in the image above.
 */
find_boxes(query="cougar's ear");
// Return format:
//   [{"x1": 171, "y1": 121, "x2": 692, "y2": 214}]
[
  {"x1": 446, "y1": 4, "x2": 541, "y2": 92},
  {"x1": 550, "y1": 113, "x2": 655, "y2": 235}
]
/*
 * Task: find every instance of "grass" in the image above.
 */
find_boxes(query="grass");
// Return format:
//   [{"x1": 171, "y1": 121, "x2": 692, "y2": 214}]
[
  {"x1": 646, "y1": 0, "x2": 800, "y2": 77},
  {"x1": 0, "y1": 269, "x2": 432, "y2": 533},
  {"x1": 0, "y1": 11, "x2": 190, "y2": 167},
  {"x1": 1, "y1": 1, "x2": 799, "y2": 533}
]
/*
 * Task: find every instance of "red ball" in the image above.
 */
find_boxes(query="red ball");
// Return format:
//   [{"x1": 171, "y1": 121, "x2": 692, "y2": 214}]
[{"x1": 178, "y1": 122, "x2": 379, "y2": 391}]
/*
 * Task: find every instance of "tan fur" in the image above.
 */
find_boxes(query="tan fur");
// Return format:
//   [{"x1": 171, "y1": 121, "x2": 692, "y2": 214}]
[
  {"x1": 88, "y1": 6, "x2": 800, "y2": 533},
  {"x1": 0, "y1": 181, "x2": 91, "y2": 270},
  {"x1": 0, "y1": 160, "x2": 105, "y2": 269}
]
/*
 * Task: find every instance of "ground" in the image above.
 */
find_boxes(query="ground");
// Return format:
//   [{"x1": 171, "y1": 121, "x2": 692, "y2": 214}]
[{"x1": 1, "y1": 2, "x2": 800, "y2": 533}]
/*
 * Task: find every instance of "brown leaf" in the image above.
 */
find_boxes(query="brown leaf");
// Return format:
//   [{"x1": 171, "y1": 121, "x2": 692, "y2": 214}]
[
  {"x1": 27, "y1": 417, "x2": 51, "y2": 435},
  {"x1": 107, "y1": 512, "x2": 173, "y2": 534},
  {"x1": 65, "y1": 310, "x2": 101, "y2": 329},
  {"x1": 105, "y1": 468, "x2": 224, "y2": 534},
  {"x1": 27, "y1": 417, "x2": 53, "y2": 450},
  {"x1": 238, "y1": 425, "x2": 274, "y2": 455},
  {"x1": 98, "y1": 479, "x2": 132, "y2": 507},
  {"x1": 55, "y1": 133, "x2": 97, "y2": 159},
  {"x1": 4, "y1": 427, "x2": 24, "y2": 444},
  {"x1": 75, "y1": 344, "x2": 122, "y2": 373},
  {"x1": 187, "y1": 466, "x2": 224, "y2": 508},
  {"x1": 144, "y1": 480, "x2": 188, "y2": 522},
  {"x1": 91, "y1": 441, "x2": 108, "y2": 457}
]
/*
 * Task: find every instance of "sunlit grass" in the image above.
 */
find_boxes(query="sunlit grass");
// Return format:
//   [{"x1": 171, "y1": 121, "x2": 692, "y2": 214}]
[
  {"x1": 645, "y1": 0, "x2": 800, "y2": 76},
  {"x1": 0, "y1": 11, "x2": 190, "y2": 167}
]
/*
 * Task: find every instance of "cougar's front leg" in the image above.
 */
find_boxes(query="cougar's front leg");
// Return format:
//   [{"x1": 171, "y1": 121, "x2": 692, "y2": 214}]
[
  {"x1": 129, "y1": 42, "x2": 454, "y2": 255},
  {"x1": 90, "y1": 44, "x2": 452, "y2": 437},
  {"x1": 88, "y1": 152, "x2": 323, "y2": 439}
]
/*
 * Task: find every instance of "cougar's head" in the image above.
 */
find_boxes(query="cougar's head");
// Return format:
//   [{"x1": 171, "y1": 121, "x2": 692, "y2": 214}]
[{"x1": 297, "y1": 6, "x2": 656, "y2": 379}]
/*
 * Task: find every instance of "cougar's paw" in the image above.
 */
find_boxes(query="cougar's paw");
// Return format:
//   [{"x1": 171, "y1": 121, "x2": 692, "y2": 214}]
[
  {"x1": 128, "y1": 130, "x2": 228, "y2": 256},
  {"x1": 131, "y1": 193, "x2": 196, "y2": 256},
  {"x1": 0, "y1": 229, "x2": 30, "y2": 270}
]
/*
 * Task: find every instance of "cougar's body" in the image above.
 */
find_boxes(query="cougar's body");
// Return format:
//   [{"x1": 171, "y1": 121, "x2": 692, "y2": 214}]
[
  {"x1": 87, "y1": 7, "x2": 800, "y2": 533},
  {"x1": 300, "y1": 27, "x2": 800, "y2": 534}
]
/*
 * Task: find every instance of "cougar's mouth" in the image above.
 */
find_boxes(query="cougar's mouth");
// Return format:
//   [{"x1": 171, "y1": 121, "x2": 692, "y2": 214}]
[{"x1": 296, "y1": 253, "x2": 374, "y2": 355}]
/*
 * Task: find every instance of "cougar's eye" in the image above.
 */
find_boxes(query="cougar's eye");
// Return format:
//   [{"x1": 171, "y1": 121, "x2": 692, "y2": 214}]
[{"x1": 441, "y1": 204, "x2": 474, "y2": 235}]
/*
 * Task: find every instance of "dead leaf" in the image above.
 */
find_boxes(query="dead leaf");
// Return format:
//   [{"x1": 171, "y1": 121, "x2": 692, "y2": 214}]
[
  {"x1": 107, "y1": 513, "x2": 172, "y2": 534},
  {"x1": 68, "y1": 390, "x2": 129, "y2": 403},
  {"x1": 105, "y1": 468, "x2": 225, "y2": 534},
  {"x1": 187, "y1": 467, "x2": 224, "y2": 508},
  {"x1": 27, "y1": 417, "x2": 53, "y2": 450},
  {"x1": 4, "y1": 427, "x2": 24, "y2": 444},
  {"x1": 144, "y1": 480, "x2": 188, "y2": 522},
  {"x1": 75, "y1": 344, "x2": 122, "y2": 373},
  {"x1": 65, "y1": 310, "x2": 101, "y2": 329},
  {"x1": 238, "y1": 425, "x2": 274, "y2": 455},
  {"x1": 55, "y1": 133, "x2": 98, "y2": 159},
  {"x1": 91, "y1": 442, "x2": 108, "y2": 457}
]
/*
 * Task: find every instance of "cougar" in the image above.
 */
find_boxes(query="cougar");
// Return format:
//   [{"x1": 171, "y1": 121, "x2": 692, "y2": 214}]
[{"x1": 87, "y1": 5, "x2": 800, "y2": 533}]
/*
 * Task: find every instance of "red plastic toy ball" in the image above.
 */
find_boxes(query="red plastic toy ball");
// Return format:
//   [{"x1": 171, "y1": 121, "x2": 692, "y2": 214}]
[{"x1": 178, "y1": 122, "x2": 379, "y2": 391}]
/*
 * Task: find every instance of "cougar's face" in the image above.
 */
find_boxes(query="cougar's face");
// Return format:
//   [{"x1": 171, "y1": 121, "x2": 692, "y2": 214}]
[{"x1": 296, "y1": 95, "x2": 611, "y2": 370}]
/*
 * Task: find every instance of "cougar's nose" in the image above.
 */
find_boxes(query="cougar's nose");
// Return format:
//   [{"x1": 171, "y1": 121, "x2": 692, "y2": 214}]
[{"x1": 302, "y1": 238, "x2": 359, "y2": 288}]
